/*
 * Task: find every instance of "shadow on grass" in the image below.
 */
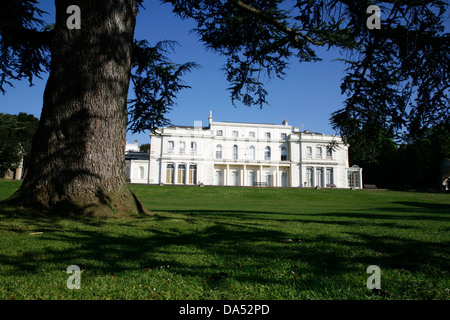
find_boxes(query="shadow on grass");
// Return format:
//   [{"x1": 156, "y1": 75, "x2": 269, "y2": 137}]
[{"x1": 1, "y1": 202, "x2": 449, "y2": 290}]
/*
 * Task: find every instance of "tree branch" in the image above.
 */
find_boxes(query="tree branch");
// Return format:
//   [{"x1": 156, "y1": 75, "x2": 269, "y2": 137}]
[{"x1": 229, "y1": 0, "x2": 327, "y2": 46}]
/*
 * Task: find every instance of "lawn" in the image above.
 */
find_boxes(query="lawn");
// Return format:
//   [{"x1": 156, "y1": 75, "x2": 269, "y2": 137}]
[{"x1": 0, "y1": 179, "x2": 449, "y2": 300}]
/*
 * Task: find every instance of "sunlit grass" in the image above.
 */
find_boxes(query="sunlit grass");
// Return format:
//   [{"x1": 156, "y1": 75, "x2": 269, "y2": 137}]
[{"x1": 1, "y1": 180, "x2": 449, "y2": 299}]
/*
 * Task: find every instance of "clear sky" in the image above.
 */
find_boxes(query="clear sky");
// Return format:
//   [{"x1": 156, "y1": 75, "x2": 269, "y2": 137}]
[{"x1": 0, "y1": 1, "x2": 417, "y2": 146}]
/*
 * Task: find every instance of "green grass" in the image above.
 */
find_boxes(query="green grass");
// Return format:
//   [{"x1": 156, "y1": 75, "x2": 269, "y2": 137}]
[{"x1": 0, "y1": 179, "x2": 449, "y2": 300}]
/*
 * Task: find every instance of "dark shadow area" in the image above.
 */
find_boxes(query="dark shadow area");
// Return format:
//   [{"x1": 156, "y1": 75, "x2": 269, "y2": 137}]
[{"x1": 1, "y1": 203, "x2": 449, "y2": 298}]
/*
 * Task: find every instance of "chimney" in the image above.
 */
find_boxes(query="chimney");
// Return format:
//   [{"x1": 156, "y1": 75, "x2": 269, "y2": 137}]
[{"x1": 208, "y1": 110, "x2": 213, "y2": 125}]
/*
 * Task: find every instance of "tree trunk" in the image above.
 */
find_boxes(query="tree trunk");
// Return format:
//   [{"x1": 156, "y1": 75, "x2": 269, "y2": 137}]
[{"x1": 5, "y1": 0, "x2": 146, "y2": 217}]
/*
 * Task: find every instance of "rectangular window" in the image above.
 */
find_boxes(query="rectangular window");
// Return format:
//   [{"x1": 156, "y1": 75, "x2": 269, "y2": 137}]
[
  {"x1": 249, "y1": 131, "x2": 255, "y2": 138},
  {"x1": 189, "y1": 165, "x2": 197, "y2": 184},
  {"x1": 265, "y1": 171, "x2": 272, "y2": 187},
  {"x1": 180, "y1": 141, "x2": 186, "y2": 153},
  {"x1": 216, "y1": 130, "x2": 223, "y2": 136},
  {"x1": 316, "y1": 147, "x2": 322, "y2": 159},
  {"x1": 326, "y1": 147, "x2": 333, "y2": 159},
  {"x1": 281, "y1": 133, "x2": 287, "y2": 140},
  {"x1": 215, "y1": 170, "x2": 223, "y2": 185},
  {"x1": 232, "y1": 131, "x2": 239, "y2": 137},
  {"x1": 306, "y1": 167, "x2": 314, "y2": 187},
  {"x1": 178, "y1": 164, "x2": 186, "y2": 184},
  {"x1": 326, "y1": 168, "x2": 334, "y2": 186},
  {"x1": 232, "y1": 170, "x2": 239, "y2": 186},
  {"x1": 265, "y1": 132, "x2": 271, "y2": 139},
  {"x1": 166, "y1": 164, "x2": 174, "y2": 184},
  {"x1": 168, "y1": 141, "x2": 174, "y2": 152},
  {"x1": 316, "y1": 168, "x2": 324, "y2": 187},
  {"x1": 248, "y1": 171, "x2": 255, "y2": 186},
  {"x1": 306, "y1": 146, "x2": 312, "y2": 158}
]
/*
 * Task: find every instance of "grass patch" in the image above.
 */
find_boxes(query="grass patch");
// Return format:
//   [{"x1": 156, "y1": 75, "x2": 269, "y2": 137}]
[{"x1": 0, "y1": 180, "x2": 449, "y2": 299}]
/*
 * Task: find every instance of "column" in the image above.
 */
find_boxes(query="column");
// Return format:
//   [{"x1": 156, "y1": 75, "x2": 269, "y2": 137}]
[
  {"x1": 275, "y1": 165, "x2": 279, "y2": 187},
  {"x1": 359, "y1": 168, "x2": 363, "y2": 189},
  {"x1": 226, "y1": 163, "x2": 229, "y2": 186},
  {"x1": 259, "y1": 165, "x2": 263, "y2": 186},
  {"x1": 243, "y1": 164, "x2": 247, "y2": 186}
]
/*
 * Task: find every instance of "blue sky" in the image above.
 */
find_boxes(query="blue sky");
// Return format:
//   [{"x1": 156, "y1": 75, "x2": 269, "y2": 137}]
[{"x1": 0, "y1": 1, "x2": 412, "y2": 146}]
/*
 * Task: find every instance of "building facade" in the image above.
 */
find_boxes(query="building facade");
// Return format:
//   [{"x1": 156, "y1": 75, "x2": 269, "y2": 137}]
[
  {"x1": 148, "y1": 111, "x2": 362, "y2": 189},
  {"x1": 125, "y1": 139, "x2": 150, "y2": 184}
]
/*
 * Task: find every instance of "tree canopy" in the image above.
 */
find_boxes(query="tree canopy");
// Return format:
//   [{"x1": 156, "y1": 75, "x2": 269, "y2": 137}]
[
  {"x1": 1, "y1": 0, "x2": 448, "y2": 140},
  {"x1": 0, "y1": 0, "x2": 449, "y2": 215}
]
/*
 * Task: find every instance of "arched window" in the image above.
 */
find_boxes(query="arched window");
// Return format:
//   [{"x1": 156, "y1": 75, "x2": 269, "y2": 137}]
[
  {"x1": 265, "y1": 146, "x2": 271, "y2": 160},
  {"x1": 216, "y1": 144, "x2": 222, "y2": 159},
  {"x1": 281, "y1": 146, "x2": 287, "y2": 161},
  {"x1": 249, "y1": 146, "x2": 255, "y2": 160},
  {"x1": 233, "y1": 145, "x2": 238, "y2": 160}
]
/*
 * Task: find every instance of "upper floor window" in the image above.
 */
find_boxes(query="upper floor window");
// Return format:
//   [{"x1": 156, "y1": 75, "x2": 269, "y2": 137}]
[
  {"x1": 249, "y1": 145, "x2": 255, "y2": 160},
  {"x1": 216, "y1": 144, "x2": 222, "y2": 159},
  {"x1": 232, "y1": 131, "x2": 239, "y2": 137},
  {"x1": 306, "y1": 146, "x2": 312, "y2": 158},
  {"x1": 249, "y1": 131, "x2": 255, "y2": 138},
  {"x1": 281, "y1": 133, "x2": 287, "y2": 140},
  {"x1": 281, "y1": 146, "x2": 288, "y2": 161},
  {"x1": 326, "y1": 147, "x2": 333, "y2": 158},
  {"x1": 265, "y1": 132, "x2": 271, "y2": 139},
  {"x1": 265, "y1": 146, "x2": 271, "y2": 160},
  {"x1": 179, "y1": 141, "x2": 186, "y2": 153},
  {"x1": 191, "y1": 142, "x2": 197, "y2": 152},
  {"x1": 233, "y1": 145, "x2": 238, "y2": 160},
  {"x1": 316, "y1": 147, "x2": 323, "y2": 159},
  {"x1": 216, "y1": 130, "x2": 223, "y2": 136},
  {"x1": 168, "y1": 141, "x2": 174, "y2": 151}
]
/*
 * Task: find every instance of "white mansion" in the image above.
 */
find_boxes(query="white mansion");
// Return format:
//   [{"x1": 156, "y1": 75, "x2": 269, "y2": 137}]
[{"x1": 144, "y1": 111, "x2": 363, "y2": 189}]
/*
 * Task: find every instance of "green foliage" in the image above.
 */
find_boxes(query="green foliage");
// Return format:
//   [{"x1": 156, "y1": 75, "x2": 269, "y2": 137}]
[
  {"x1": 0, "y1": 113, "x2": 39, "y2": 175},
  {"x1": 128, "y1": 40, "x2": 199, "y2": 133},
  {"x1": 345, "y1": 122, "x2": 450, "y2": 189},
  {"x1": 1, "y1": 0, "x2": 448, "y2": 138},
  {"x1": 139, "y1": 143, "x2": 150, "y2": 154}
]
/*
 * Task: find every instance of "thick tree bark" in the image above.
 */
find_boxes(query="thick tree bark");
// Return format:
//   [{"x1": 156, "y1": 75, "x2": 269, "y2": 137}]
[{"x1": 5, "y1": 0, "x2": 146, "y2": 216}]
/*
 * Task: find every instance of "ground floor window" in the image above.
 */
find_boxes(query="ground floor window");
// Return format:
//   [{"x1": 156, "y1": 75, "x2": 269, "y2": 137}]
[
  {"x1": 178, "y1": 164, "x2": 186, "y2": 184},
  {"x1": 326, "y1": 168, "x2": 334, "y2": 186},
  {"x1": 231, "y1": 170, "x2": 239, "y2": 186},
  {"x1": 281, "y1": 172, "x2": 288, "y2": 187},
  {"x1": 166, "y1": 164, "x2": 174, "y2": 184},
  {"x1": 348, "y1": 171, "x2": 360, "y2": 188},
  {"x1": 306, "y1": 167, "x2": 314, "y2": 187},
  {"x1": 248, "y1": 171, "x2": 256, "y2": 186},
  {"x1": 265, "y1": 171, "x2": 272, "y2": 187},
  {"x1": 189, "y1": 165, "x2": 197, "y2": 184},
  {"x1": 215, "y1": 170, "x2": 223, "y2": 185},
  {"x1": 316, "y1": 168, "x2": 324, "y2": 187}
]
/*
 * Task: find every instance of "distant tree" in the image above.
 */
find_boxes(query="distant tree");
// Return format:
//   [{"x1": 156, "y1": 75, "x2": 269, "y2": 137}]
[
  {"x1": 0, "y1": 113, "x2": 39, "y2": 176},
  {"x1": 139, "y1": 143, "x2": 150, "y2": 154}
]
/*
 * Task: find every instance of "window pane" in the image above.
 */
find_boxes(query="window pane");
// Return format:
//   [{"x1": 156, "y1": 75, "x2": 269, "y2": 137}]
[{"x1": 265, "y1": 146, "x2": 271, "y2": 160}]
